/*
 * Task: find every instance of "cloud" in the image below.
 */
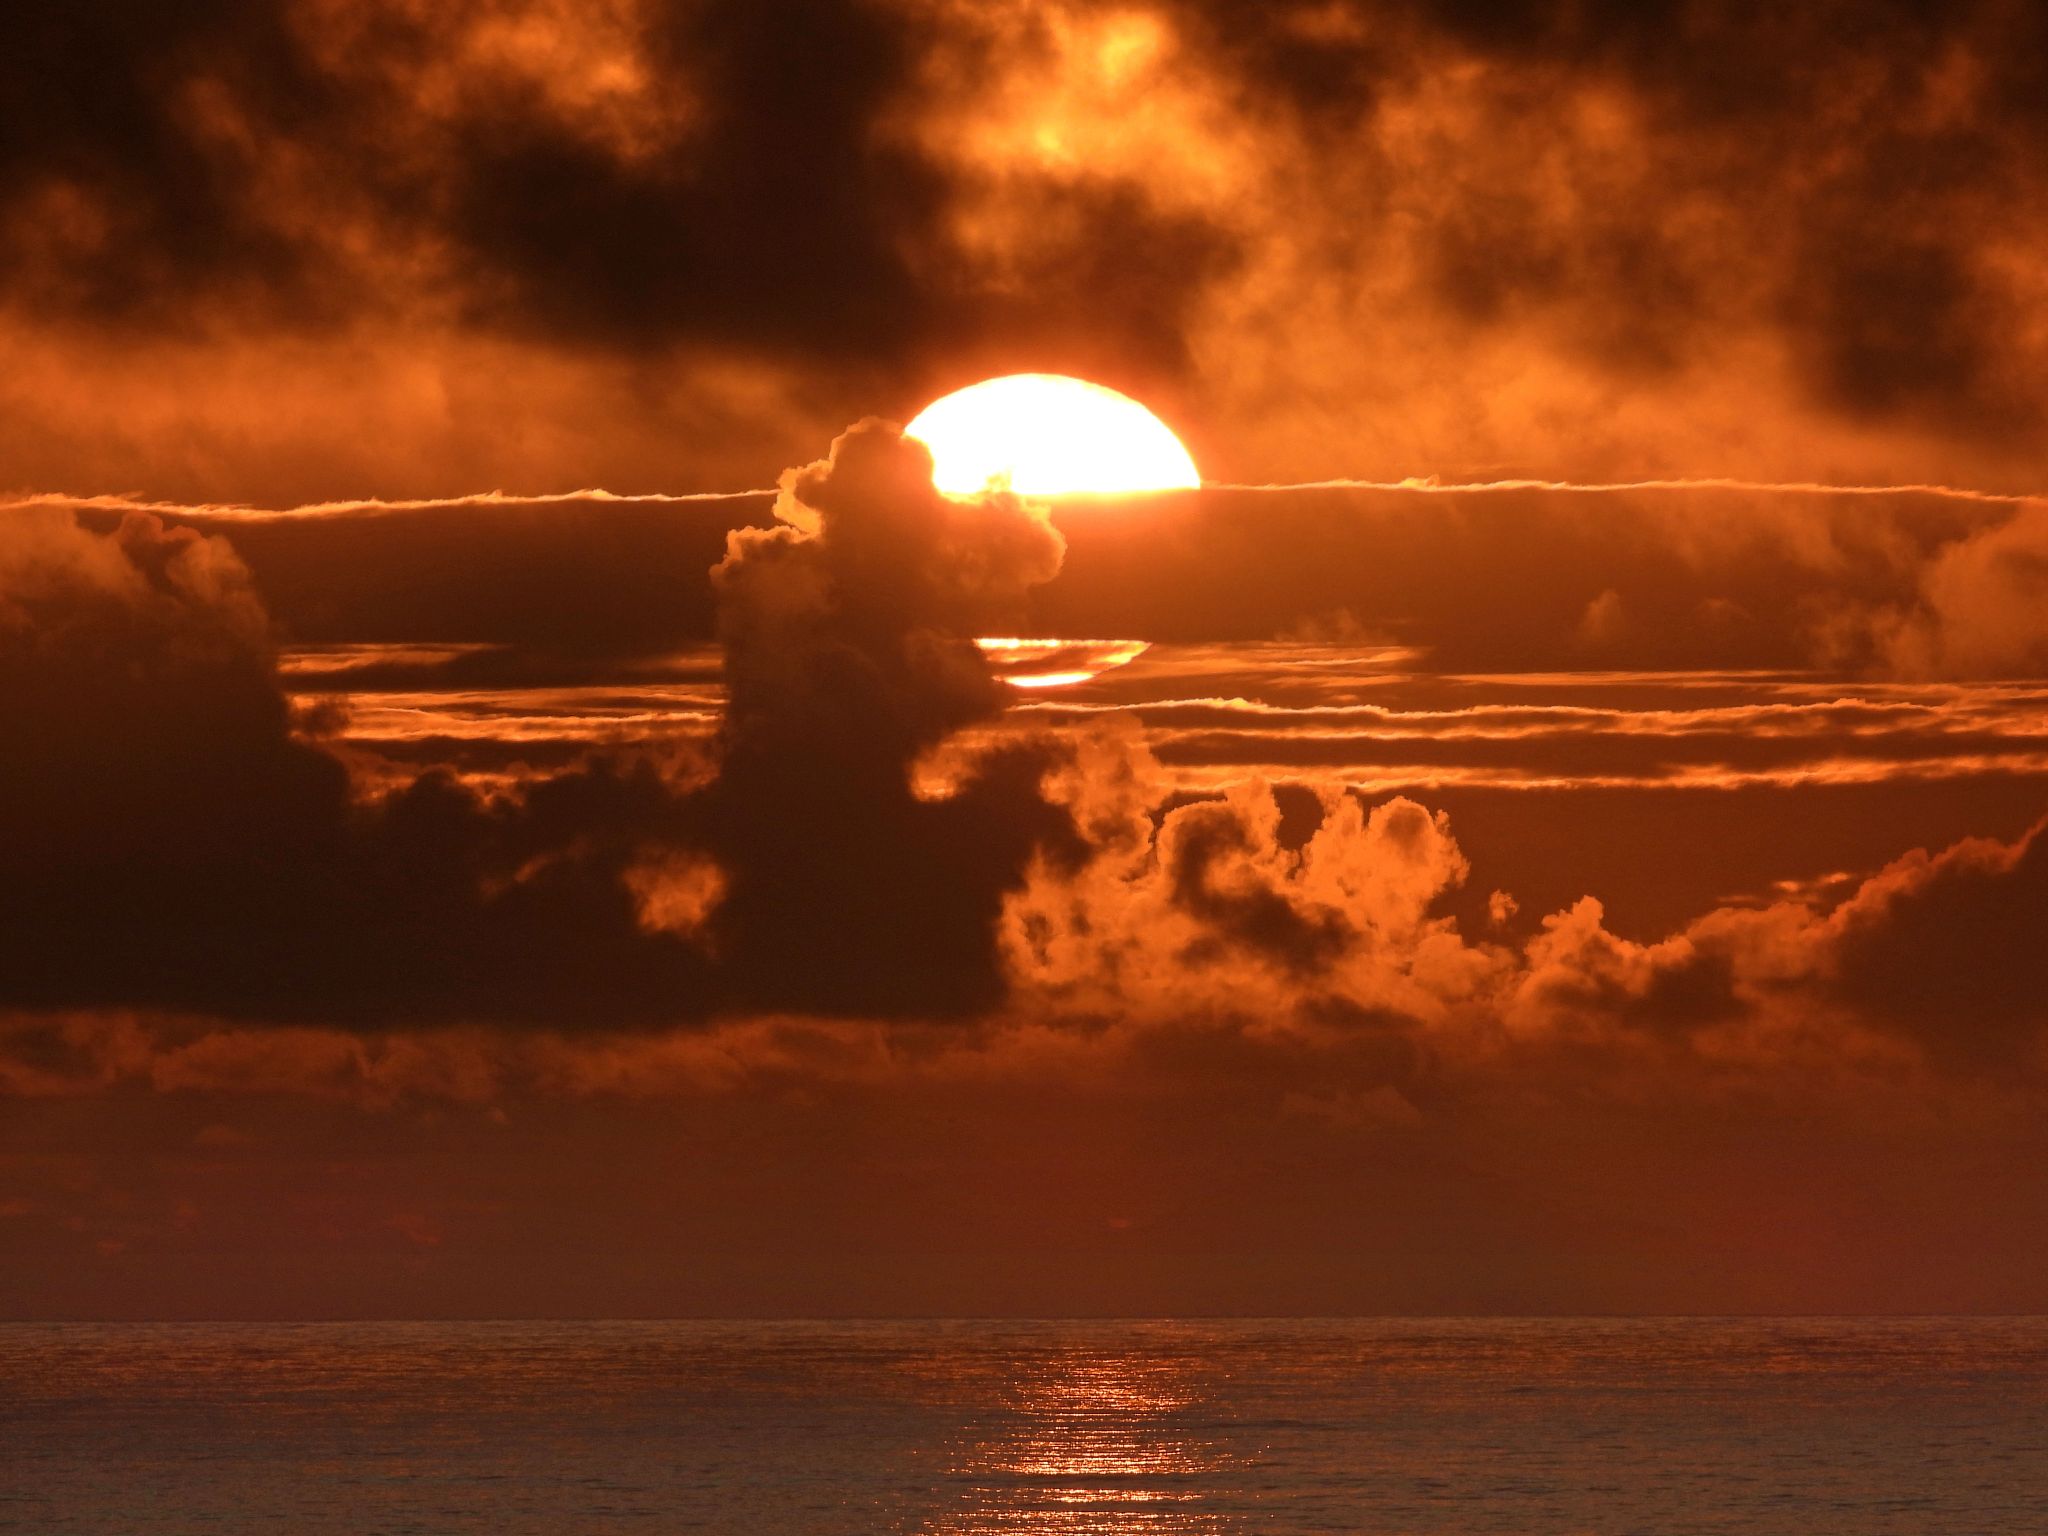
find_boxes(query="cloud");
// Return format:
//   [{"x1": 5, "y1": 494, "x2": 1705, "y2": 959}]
[
  {"x1": 0, "y1": 421, "x2": 1084, "y2": 1026},
  {"x1": 2, "y1": 429, "x2": 2045, "y2": 1215},
  {"x1": 919, "y1": 0, "x2": 2048, "y2": 492},
  {"x1": 1006, "y1": 738, "x2": 1498, "y2": 1028},
  {"x1": 1495, "y1": 813, "x2": 2048, "y2": 1072},
  {"x1": 994, "y1": 719, "x2": 2048, "y2": 1080},
  {"x1": 0, "y1": 0, "x2": 1227, "y2": 395},
  {"x1": 0, "y1": 504, "x2": 350, "y2": 1006},
  {"x1": 7, "y1": 2, "x2": 2048, "y2": 500},
  {"x1": 1871, "y1": 503, "x2": 2048, "y2": 677},
  {"x1": 1030, "y1": 483, "x2": 2021, "y2": 674},
  {"x1": 0, "y1": 504, "x2": 717, "y2": 1024},
  {"x1": 21, "y1": 477, "x2": 2035, "y2": 685},
  {"x1": 700, "y1": 418, "x2": 1077, "y2": 1015},
  {"x1": 1825, "y1": 820, "x2": 2048, "y2": 1069}
]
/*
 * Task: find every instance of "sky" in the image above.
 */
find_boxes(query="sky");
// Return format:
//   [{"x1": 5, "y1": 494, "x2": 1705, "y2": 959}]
[{"x1": 4, "y1": 0, "x2": 2048, "y2": 1319}]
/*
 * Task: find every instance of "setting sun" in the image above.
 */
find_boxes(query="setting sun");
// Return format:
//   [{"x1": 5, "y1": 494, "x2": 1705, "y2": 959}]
[{"x1": 905, "y1": 373, "x2": 1200, "y2": 496}]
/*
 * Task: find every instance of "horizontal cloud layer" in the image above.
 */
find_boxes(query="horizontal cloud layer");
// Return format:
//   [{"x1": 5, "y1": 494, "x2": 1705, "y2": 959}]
[{"x1": 17, "y1": 477, "x2": 2048, "y2": 680}]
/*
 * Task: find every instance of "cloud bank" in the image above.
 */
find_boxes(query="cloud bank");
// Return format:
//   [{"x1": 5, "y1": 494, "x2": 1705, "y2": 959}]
[
  {"x1": 6, "y1": 1, "x2": 2048, "y2": 499},
  {"x1": 6, "y1": 430, "x2": 2043, "y2": 1087},
  {"x1": 0, "y1": 421, "x2": 1083, "y2": 1026},
  {"x1": 6, "y1": 425, "x2": 2048, "y2": 1314}
]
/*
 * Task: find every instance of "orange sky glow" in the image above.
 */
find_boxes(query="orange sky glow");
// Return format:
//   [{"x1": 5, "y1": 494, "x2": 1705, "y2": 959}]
[{"x1": 4, "y1": 0, "x2": 2048, "y2": 1321}]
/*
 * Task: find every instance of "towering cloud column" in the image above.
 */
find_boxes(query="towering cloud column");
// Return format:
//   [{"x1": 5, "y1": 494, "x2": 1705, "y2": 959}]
[{"x1": 700, "y1": 419, "x2": 1075, "y2": 1016}]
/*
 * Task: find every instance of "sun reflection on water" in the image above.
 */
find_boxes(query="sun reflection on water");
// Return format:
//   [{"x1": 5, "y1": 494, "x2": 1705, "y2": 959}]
[{"x1": 920, "y1": 1343, "x2": 1238, "y2": 1534}]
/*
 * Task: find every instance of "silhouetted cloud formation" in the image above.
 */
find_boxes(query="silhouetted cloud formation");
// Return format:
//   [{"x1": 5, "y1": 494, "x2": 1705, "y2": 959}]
[
  {"x1": 7, "y1": 455, "x2": 2048, "y2": 1320},
  {"x1": 0, "y1": 424, "x2": 1085, "y2": 1025},
  {"x1": 698, "y1": 419, "x2": 1076, "y2": 1015},
  {"x1": 10, "y1": 460, "x2": 2048, "y2": 1076},
  {"x1": 12, "y1": 1, "x2": 2048, "y2": 1321},
  {"x1": 0, "y1": 505, "x2": 712, "y2": 1023},
  {"x1": 1829, "y1": 822, "x2": 2048, "y2": 1069},
  {"x1": 26, "y1": 478, "x2": 2037, "y2": 683}
]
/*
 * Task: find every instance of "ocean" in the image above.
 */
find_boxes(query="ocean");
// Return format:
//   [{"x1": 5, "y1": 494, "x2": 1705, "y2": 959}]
[{"x1": 3, "y1": 1318, "x2": 2043, "y2": 1532}]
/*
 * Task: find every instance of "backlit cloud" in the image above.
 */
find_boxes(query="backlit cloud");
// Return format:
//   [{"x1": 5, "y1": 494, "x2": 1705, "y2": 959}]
[{"x1": 5, "y1": 2, "x2": 2048, "y2": 499}]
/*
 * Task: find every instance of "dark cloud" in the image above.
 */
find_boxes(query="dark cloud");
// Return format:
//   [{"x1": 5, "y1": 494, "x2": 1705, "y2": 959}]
[
  {"x1": 69, "y1": 480, "x2": 2021, "y2": 680},
  {"x1": 8, "y1": 0, "x2": 2048, "y2": 493},
  {"x1": 701, "y1": 420, "x2": 1078, "y2": 1016},
  {"x1": 0, "y1": 423, "x2": 1084, "y2": 1025},
  {"x1": 443, "y1": 0, "x2": 943, "y2": 359},
  {"x1": 1831, "y1": 821, "x2": 2048, "y2": 1069},
  {"x1": 1182, "y1": 0, "x2": 2048, "y2": 439},
  {"x1": 1410, "y1": 778, "x2": 2048, "y2": 945},
  {"x1": 2, "y1": 0, "x2": 2046, "y2": 1072},
  {"x1": 11, "y1": 0, "x2": 2048, "y2": 1321},
  {"x1": 0, "y1": 505, "x2": 718, "y2": 1024},
  {"x1": 1791, "y1": 220, "x2": 2022, "y2": 434},
  {"x1": 0, "y1": 505, "x2": 349, "y2": 1001},
  {"x1": 1174, "y1": 2, "x2": 1386, "y2": 122},
  {"x1": 0, "y1": 0, "x2": 1231, "y2": 388},
  {"x1": 1873, "y1": 503, "x2": 2048, "y2": 677},
  {"x1": 120, "y1": 496, "x2": 774, "y2": 653},
  {"x1": 1517, "y1": 906, "x2": 1742, "y2": 1034},
  {"x1": 992, "y1": 713, "x2": 2048, "y2": 1077},
  {"x1": 1029, "y1": 486, "x2": 1999, "y2": 672},
  {"x1": 1161, "y1": 795, "x2": 1354, "y2": 975},
  {"x1": 0, "y1": 0, "x2": 342, "y2": 320}
]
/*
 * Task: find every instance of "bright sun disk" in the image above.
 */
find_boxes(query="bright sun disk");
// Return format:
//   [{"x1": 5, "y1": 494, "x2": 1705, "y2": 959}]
[{"x1": 905, "y1": 373, "x2": 1200, "y2": 496}]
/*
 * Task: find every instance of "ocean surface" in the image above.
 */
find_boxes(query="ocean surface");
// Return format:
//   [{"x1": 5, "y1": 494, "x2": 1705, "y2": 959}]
[{"x1": 3, "y1": 1319, "x2": 2043, "y2": 1533}]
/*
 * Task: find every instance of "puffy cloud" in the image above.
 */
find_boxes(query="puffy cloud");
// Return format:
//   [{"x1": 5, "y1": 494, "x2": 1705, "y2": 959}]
[
  {"x1": 1507, "y1": 898, "x2": 1740, "y2": 1038},
  {"x1": 0, "y1": 422, "x2": 1085, "y2": 1026},
  {"x1": 10, "y1": 453, "x2": 2045, "y2": 1093},
  {"x1": 1873, "y1": 503, "x2": 2048, "y2": 677},
  {"x1": 1487, "y1": 813, "x2": 2048, "y2": 1073},
  {"x1": 1825, "y1": 821, "x2": 2048, "y2": 1069},
  {"x1": 996, "y1": 714, "x2": 2048, "y2": 1081},
  {"x1": 1006, "y1": 739, "x2": 1498, "y2": 1029},
  {"x1": 0, "y1": 506, "x2": 351, "y2": 1011},
  {"x1": 696, "y1": 419, "x2": 1078, "y2": 1015},
  {"x1": 0, "y1": 504, "x2": 708, "y2": 1024}
]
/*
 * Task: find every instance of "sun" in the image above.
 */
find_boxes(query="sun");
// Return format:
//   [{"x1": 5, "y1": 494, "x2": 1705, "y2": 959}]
[{"x1": 905, "y1": 373, "x2": 1200, "y2": 496}]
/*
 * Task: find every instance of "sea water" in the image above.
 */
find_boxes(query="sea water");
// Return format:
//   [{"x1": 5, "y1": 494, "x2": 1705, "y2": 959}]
[{"x1": 3, "y1": 1317, "x2": 2043, "y2": 1533}]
